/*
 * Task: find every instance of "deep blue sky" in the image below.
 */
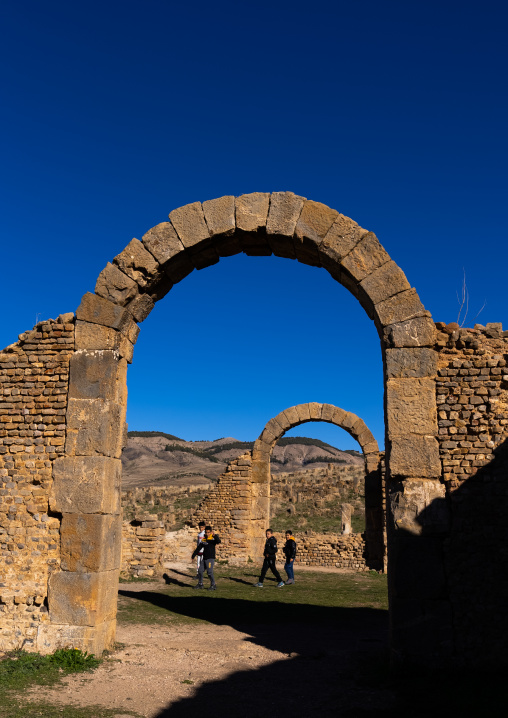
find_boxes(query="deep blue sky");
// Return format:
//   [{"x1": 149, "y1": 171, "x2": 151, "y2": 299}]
[{"x1": 1, "y1": 1, "x2": 507, "y2": 450}]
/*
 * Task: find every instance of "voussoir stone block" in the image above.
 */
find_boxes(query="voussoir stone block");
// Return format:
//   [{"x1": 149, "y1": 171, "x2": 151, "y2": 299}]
[
  {"x1": 376, "y1": 288, "x2": 427, "y2": 327},
  {"x1": 321, "y1": 403, "x2": 335, "y2": 422},
  {"x1": 341, "y1": 232, "x2": 391, "y2": 282},
  {"x1": 65, "y1": 398, "x2": 125, "y2": 458},
  {"x1": 60, "y1": 513, "x2": 122, "y2": 572},
  {"x1": 389, "y1": 435, "x2": 441, "y2": 478},
  {"x1": 236, "y1": 192, "x2": 270, "y2": 232},
  {"x1": 319, "y1": 214, "x2": 368, "y2": 268},
  {"x1": 142, "y1": 222, "x2": 194, "y2": 284},
  {"x1": 295, "y1": 404, "x2": 311, "y2": 422},
  {"x1": 294, "y1": 200, "x2": 338, "y2": 265},
  {"x1": 273, "y1": 411, "x2": 292, "y2": 432},
  {"x1": 360, "y1": 260, "x2": 411, "y2": 306},
  {"x1": 266, "y1": 192, "x2": 305, "y2": 237},
  {"x1": 49, "y1": 570, "x2": 118, "y2": 626},
  {"x1": 169, "y1": 202, "x2": 210, "y2": 249},
  {"x1": 76, "y1": 293, "x2": 131, "y2": 332},
  {"x1": 385, "y1": 347, "x2": 438, "y2": 378},
  {"x1": 51, "y1": 456, "x2": 121, "y2": 514},
  {"x1": 125, "y1": 293, "x2": 155, "y2": 322},
  {"x1": 95, "y1": 262, "x2": 139, "y2": 306},
  {"x1": 203, "y1": 196, "x2": 235, "y2": 236},
  {"x1": 142, "y1": 222, "x2": 185, "y2": 264},
  {"x1": 331, "y1": 406, "x2": 348, "y2": 426},
  {"x1": 308, "y1": 402, "x2": 322, "y2": 420},
  {"x1": 113, "y1": 238, "x2": 160, "y2": 290},
  {"x1": 68, "y1": 350, "x2": 121, "y2": 402},
  {"x1": 387, "y1": 378, "x2": 438, "y2": 437},
  {"x1": 282, "y1": 406, "x2": 300, "y2": 426}
]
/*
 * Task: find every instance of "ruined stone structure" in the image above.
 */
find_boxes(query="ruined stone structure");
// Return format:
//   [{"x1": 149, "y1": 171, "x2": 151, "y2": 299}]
[{"x1": 0, "y1": 192, "x2": 506, "y2": 668}]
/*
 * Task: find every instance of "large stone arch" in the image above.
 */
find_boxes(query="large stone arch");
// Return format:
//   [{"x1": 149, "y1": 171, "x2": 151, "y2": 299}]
[
  {"x1": 49, "y1": 192, "x2": 440, "y2": 657},
  {"x1": 250, "y1": 402, "x2": 384, "y2": 568}
]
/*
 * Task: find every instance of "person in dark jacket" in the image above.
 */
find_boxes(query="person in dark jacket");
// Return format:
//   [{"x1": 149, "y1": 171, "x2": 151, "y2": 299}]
[
  {"x1": 254, "y1": 529, "x2": 284, "y2": 588},
  {"x1": 283, "y1": 530, "x2": 297, "y2": 584},
  {"x1": 192, "y1": 526, "x2": 221, "y2": 590}
]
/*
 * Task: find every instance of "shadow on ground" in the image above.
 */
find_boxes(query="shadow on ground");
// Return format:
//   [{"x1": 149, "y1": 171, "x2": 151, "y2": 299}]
[{"x1": 119, "y1": 572, "x2": 506, "y2": 718}]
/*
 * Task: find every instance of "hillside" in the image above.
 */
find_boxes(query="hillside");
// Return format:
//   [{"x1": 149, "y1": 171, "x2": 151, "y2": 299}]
[{"x1": 121, "y1": 432, "x2": 363, "y2": 489}]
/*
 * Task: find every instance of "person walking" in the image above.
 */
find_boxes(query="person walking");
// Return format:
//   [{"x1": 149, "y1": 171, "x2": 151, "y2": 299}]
[
  {"x1": 195, "y1": 521, "x2": 206, "y2": 579},
  {"x1": 283, "y1": 530, "x2": 297, "y2": 584},
  {"x1": 254, "y1": 529, "x2": 284, "y2": 588},
  {"x1": 192, "y1": 525, "x2": 221, "y2": 590}
]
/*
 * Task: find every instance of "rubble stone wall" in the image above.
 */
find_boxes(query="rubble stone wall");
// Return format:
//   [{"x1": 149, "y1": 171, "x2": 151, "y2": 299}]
[
  {"x1": 0, "y1": 316, "x2": 74, "y2": 651},
  {"x1": 434, "y1": 321, "x2": 508, "y2": 665}
]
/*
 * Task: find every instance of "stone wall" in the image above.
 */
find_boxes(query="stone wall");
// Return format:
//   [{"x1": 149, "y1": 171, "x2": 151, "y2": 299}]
[
  {"x1": 434, "y1": 321, "x2": 508, "y2": 665},
  {"x1": 191, "y1": 452, "x2": 253, "y2": 560},
  {"x1": 0, "y1": 316, "x2": 74, "y2": 651},
  {"x1": 121, "y1": 518, "x2": 165, "y2": 577}
]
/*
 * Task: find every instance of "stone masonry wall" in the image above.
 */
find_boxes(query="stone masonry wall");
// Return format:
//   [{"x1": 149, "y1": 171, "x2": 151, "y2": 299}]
[
  {"x1": 121, "y1": 518, "x2": 165, "y2": 577},
  {"x1": 434, "y1": 321, "x2": 508, "y2": 665},
  {"x1": 191, "y1": 452, "x2": 253, "y2": 560},
  {"x1": 0, "y1": 316, "x2": 74, "y2": 651}
]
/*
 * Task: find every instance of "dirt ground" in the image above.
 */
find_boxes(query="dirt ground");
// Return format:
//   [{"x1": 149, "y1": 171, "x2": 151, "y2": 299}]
[{"x1": 27, "y1": 566, "x2": 394, "y2": 718}]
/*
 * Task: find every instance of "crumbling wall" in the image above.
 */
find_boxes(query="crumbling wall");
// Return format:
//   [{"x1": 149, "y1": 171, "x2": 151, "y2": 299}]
[
  {"x1": 121, "y1": 518, "x2": 165, "y2": 577},
  {"x1": 192, "y1": 452, "x2": 253, "y2": 560},
  {"x1": 435, "y1": 321, "x2": 508, "y2": 665},
  {"x1": 0, "y1": 316, "x2": 74, "y2": 651}
]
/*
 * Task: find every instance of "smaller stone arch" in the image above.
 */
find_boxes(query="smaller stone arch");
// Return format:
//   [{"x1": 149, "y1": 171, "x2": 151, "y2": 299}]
[{"x1": 250, "y1": 402, "x2": 385, "y2": 568}]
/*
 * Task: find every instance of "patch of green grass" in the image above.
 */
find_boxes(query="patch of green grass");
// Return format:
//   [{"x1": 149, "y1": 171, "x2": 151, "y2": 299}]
[
  {"x1": 0, "y1": 649, "x2": 137, "y2": 718},
  {"x1": 117, "y1": 566, "x2": 388, "y2": 629}
]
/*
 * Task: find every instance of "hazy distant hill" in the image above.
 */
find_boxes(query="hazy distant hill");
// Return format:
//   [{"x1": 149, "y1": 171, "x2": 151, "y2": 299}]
[{"x1": 121, "y1": 431, "x2": 363, "y2": 489}]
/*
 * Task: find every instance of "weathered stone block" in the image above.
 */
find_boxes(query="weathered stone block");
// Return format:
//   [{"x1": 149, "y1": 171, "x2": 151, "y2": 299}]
[
  {"x1": 76, "y1": 293, "x2": 131, "y2": 332},
  {"x1": 203, "y1": 196, "x2": 235, "y2": 236},
  {"x1": 360, "y1": 260, "x2": 411, "y2": 305},
  {"x1": 385, "y1": 316, "x2": 437, "y2": 348},
  {"x1": 273, "y1": 411, "x2": 292, "y2": 432},
  {"x1": 389, "y1": 435, "x2": 441, "y2": 478},
  {"x1": 266, "y1": 192, "x2": 305, "y2": 237},
  {"x1": 389, "y1": 478, "x2": 449, "y2": 535},
  {"x1": 294, "y1": 200, "x2": 338, "y2": 265},
  {"x1": 60, "y1": 514, "x2": 122, "y2": 572},
  {"x1": 125, "y1": 293, "x2": 155, "y2": 322},
  {"x1": 50, "y1": 456, "x2": 121, "y2": 514},
  {"x1": 75, "y1": 321, "x2": 136, "y2": 364},
  {"x1": 320, "y1": 403, "x2": 335, "y2": 422},
  {"x1": 282, "y1": 405, "x2": 300, "y2": 426},
  {"x1": 341, "y1": 232, "x2": 391, "y2": 282},
  {"x1": 385, "y1": 348, "x2": 437, "y2": 378},
  {"x1": 376, "y1": 288, "x2": 427, "y2": 327},
  {"x1": 95, "y1": 263, "x2": 139, "y2": 306},
  {"x1": 387, "y1": 378, "x2": 438, "y2": 437},
  {"x1": 37, "y1": 618, "x2": 116, "y2": 655},
  {"x1": 319, "y1": 214, "x2": 368, "y2": 267},
  {"x1": 68, "y1": 350, "x2": 121, "y2": 402},
  {"x1": 308, "y1": 402, "x2": 322, "y2": 419},
  {"x1": 48, "y1": 570, "x2": 118, "y2": 626},
  {"x1": 65, "y1": 398, "x2": 125, "y2": 458},
  {"x1": 169, "y1": 202, "x2": 210, "y2": 249},
  {"x1": 113, "y1": 238, "x2": 160, "y2": 290},
  {"x1": 331, "y1": 406, "x2": 348, "y2": 426},
  {"x1": 295, "y1": 404, "x2": 311, "y2": 422},
  {"x1": 236, "y1": 193, "x2": 270, "y2": 232},
  {"x1": 142, "y1": 222, "x2": 194, "y2": 284}
]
